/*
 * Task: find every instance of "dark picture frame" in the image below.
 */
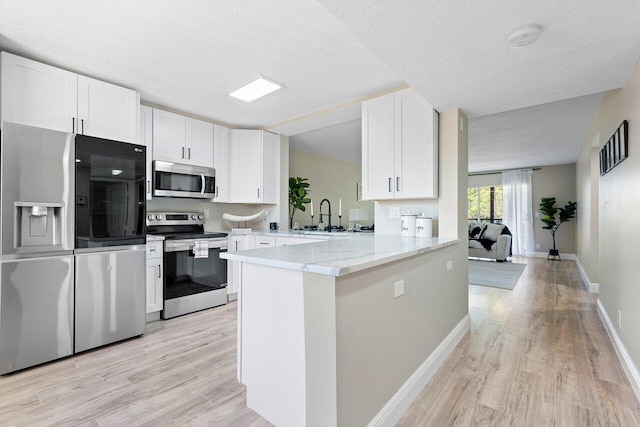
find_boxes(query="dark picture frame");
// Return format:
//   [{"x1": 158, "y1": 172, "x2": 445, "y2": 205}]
[{"x1": 600, "y1": 120, "x2": 629, "y2": 176}]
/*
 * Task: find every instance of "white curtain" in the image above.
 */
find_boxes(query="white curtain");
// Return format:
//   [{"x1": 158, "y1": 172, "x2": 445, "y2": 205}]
[{"x1": 502, "y1": 169, "x2": 534, "y2": 256}]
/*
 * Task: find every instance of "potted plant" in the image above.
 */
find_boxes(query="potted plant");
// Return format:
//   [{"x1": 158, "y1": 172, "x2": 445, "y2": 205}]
[
  {"x1": 538, "y1": 197, "x2": 577, "y2": 260},
  {"x1": 289, "y1": 177, "x2": 311, "y2": 229}
]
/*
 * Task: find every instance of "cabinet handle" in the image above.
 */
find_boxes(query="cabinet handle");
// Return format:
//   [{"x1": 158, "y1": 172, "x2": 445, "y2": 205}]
[
  {"x1": 388, "y1": 177, "x2": 392, "y2": 192},
  {"x1": 235, "y1": 241, "x2": 238, "y2": 251},
  {"x1": 257, "y1": 188, "x2": 260, "y2": 199},
  {"x1": 72, "y1": 117, "x2": 75, "y2": 133},
  {"x1": 396, "y1": 177, "x2": 400, "y2": 192},
  {"x1": 215, "y1": 185, "x2": 219, "y2": 198},
  {"x1": 259, "y1": 242, "x2": 269, "y2": 245},
  {"x1": 157, "y1": 265, "x2": 161, "y2": 278},
  {"x1": 147, "y1": 180, "x2": 151, "y2": 194},
  {"x1": 182, "y1": 147, "x2": 185, "y2": 159},
  {"x1": 188, "y1": 148, "x2": 191, "y2": 160},
  {"x1": 81, "y1": 119, "x2": 84, "y2": 134}
]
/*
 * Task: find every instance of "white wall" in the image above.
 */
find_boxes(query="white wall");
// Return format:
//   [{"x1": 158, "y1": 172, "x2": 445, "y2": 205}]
[{"x1": 576, "y1": 59, "x2": 640, "y2": 370}]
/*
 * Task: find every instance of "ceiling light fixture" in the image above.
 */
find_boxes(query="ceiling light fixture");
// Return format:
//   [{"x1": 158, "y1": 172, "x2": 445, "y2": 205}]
[
  {"x1": 111, "y1": 169, "x2": 123, "y2": 176},
  {"x1": 506, "y1": 24, "x2": 542, "y2": 48},
  {"x1": 228, "y1": 75, "x2": 283, "y2": 102}
]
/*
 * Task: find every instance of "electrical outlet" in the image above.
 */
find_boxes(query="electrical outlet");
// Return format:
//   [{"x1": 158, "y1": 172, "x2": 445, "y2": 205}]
[
  {"x1": 536, "y1": 244, "x2": 541, "y2": 249},
  {"x1": 618, "y1": 310, "x2": 622, "y2": 329},
  {"x1": 447, "y1": 260, "x2": 453, "y2": 271},
  {"x1": 204, "y1": 209, "x2": 210, "y2": 219},
  {"x1": 389, "y1": 207, "x2": 400, "y2": 219},
  {"x1": 394, "y1": 280, "x2": 404, "y2": 298}
]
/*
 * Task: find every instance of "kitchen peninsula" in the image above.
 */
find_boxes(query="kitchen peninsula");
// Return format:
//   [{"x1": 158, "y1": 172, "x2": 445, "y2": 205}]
[{"x1": 222, "y1": 234, "x2": 469, "y2": 427}]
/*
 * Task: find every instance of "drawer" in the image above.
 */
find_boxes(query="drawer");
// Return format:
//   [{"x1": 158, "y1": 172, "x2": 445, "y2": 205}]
[
  {"x1": 254, "y1": 235, "x2": 276, "y2": 247},
  {"x1": 146, "y1": 241, "x2": 163, "y2": 259}
]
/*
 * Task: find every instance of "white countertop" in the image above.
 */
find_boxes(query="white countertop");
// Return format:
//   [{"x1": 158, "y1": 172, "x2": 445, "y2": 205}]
[
  {"x1": 146, "y1": 234, "x2": 165, "y2": 242},
  {"x1": 221, "y1": 234, "x2": 458, "y2": 276},
  {"x1": 227, "y1": 229, "x2": 349, "y2": 239}
]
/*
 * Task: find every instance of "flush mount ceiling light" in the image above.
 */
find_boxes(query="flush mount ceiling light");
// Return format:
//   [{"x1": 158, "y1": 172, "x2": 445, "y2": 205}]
[
  {"x1": 228, "y1": 75, "x2": 283, "y2": 102},
  {"x1": 111, "y1": 169, "x2": 123, "y2": 176},
  {"x1": 506, "y1": 24, "x2": 542, "y2": 48}
]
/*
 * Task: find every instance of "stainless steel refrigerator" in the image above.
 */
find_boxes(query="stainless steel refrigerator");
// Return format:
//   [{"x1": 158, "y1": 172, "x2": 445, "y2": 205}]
[
  {"x1": 0, "y1": 122, "x2": 147, "y2": 374},
  {"x1": 0, "y1": 123, "x2": 76, "y2": 374}
]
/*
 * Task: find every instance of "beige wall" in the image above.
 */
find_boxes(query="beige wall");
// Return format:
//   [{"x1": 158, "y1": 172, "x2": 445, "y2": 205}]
[
  {"x1": 531, "y1": 164, "x2": 577, "y2": 254},
  {"x1": 289, "y1": 148, "x2": 374, "y2": 230},
  {"x1": 576, "y1": 59, "x2": 640, "y2": 369}
]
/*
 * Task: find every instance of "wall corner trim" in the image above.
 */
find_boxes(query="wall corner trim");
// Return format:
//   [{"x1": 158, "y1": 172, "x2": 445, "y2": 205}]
[
  {"x1": 575, "y1": 257, "x2": 600, "y2": 294},
  {"x1": 367, "y1": 314, "x2": 470, "y2": 427},
  {"x1": 597, "y1": 299, "x2": 640, "y2": 403}
]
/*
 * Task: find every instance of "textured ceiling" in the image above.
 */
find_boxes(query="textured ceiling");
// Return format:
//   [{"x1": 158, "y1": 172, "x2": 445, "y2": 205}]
[
  {"x1": 468, "y1": 94, "x2": 602, "y2": 173},
  {"x1": 0, "y1": 0, "x2": 402, "y2": 129},
  {"x1": 1, "y1": 1, "x2": 639, "y2": 171}
]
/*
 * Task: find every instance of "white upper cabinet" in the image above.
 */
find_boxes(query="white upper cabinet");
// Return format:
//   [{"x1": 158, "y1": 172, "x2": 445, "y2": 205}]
[
  {"x1": 152, "y1": 109, "x2": 186, "y2": 163},
  {"x1": 362, "y1": 88, "x2": 438, "y2": 200},
  {"x1": 229, "y1": 130, "x2": 279, "y2": 204},
  {"x1": 213, "y1": 124, "x2": 231, "y2": 202},
  {"x1": 152, "y1": 109, "x2": 213, "y2": 168},
  {"x1": 139, "y1": 105, "x2": 153, "y2": 200},
  {"x1": 1, "y1": 51, "x2": 77, "y2": 133},
  {"x1": 1, "y1": 52, "x2": 138, "y2": 142},
  {"x1": 77, "y1": 75, "x2": 138, "y2": 143},
  {"x1": 185, "y1": 117, "x2": 214, "y2": 168}
]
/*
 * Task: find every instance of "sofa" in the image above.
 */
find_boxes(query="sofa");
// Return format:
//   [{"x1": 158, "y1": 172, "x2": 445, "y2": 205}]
[{"x1": 468, "y1": 222, "x2": 512, "y2": 262}]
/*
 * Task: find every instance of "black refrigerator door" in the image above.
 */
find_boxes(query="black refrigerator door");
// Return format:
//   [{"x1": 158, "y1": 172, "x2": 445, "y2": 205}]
[{"x1": 75, "y1": 135, "x2": 146, "y2": 248}]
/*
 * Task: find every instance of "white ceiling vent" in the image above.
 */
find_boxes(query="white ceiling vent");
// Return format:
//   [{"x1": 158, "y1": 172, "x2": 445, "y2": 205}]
[{"x1": 506, "y1": 24, "x2": 542, "y2": 48}]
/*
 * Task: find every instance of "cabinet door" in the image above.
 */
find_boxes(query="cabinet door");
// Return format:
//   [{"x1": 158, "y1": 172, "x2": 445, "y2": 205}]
[
  {"x1": 394, "y1": 89, "x2": 438, "y2": 199},
  {"x1": 152, "y1": 109, "x2": 186, "y2": 163},
  {"x1": 185, "y1": 117, "x2": 214, "y2": 168},
  {"x1": 230, "y1": 130, "x2": 262, "y2": 203},
  {"x1": 362, "y1": 92, "x2": 395, "y2": 200},
  {"x1": 213, "y1": 124, "x2": 231, "y2": 202},
  {"x1": 77, "y1": 75, "x2": 138, "y2": 143},
  {"x1": 1, "y1": 52, "x2": 77, "y2": 133},
  {"x1": 261, "y1": 131, "x2": 280, "y2": 204},
  {"x1": 139, "y1": 105, "x2": 153, "y2": 200},
  {"x1": 146, "y1": 260, "x2": 163, "y2": 314}
]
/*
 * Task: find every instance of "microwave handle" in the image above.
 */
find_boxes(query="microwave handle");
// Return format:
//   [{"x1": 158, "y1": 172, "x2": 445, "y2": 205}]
[{"x1": 200, "y1": 174, "x2": 206, "y2": 196}]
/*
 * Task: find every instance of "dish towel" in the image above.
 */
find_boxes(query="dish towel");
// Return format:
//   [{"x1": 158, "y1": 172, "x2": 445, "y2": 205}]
[{"x1": 193, "y1": 241, "x2": 209, "y2": 259}]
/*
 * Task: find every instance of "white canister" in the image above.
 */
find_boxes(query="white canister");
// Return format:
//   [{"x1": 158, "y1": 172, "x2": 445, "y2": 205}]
[
  {"x1": 416, "y1": 217, "x2": 433, "y2": 238},
  {"x1": 401, "y1": 213, "x2": 418, "y2": 237}
]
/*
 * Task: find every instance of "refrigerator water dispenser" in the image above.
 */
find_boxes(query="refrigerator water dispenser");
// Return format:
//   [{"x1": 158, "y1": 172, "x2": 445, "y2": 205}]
[{"x1": 15, "y1": 202, "x2": 65, "y2": 249}]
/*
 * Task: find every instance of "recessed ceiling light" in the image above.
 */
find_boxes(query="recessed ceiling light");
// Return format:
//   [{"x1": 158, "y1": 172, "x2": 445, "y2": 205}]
[
  {"x1": 228, "y1": 76, "x2": 283, "y2": 102},
  {"x1": 506, "y1": 24, "x2": 542, "y2": 48}
]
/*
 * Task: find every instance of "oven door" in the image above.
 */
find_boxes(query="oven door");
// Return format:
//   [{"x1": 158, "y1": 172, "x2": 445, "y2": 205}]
[
  {"x1": 153, "y1": 161, "x2": 215, "y2": 199},
  {"x1": 163, "y1": 241, "x2": 227, "y2": 301}
]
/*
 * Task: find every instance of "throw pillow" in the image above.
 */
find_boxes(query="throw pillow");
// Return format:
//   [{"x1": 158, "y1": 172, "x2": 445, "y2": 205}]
[
  {"x1": 469, "y1": 225, "x2": 485, "y2": 239},
  {"x1": 482, "y1": 223, "x2": 505, "y2": 241}
]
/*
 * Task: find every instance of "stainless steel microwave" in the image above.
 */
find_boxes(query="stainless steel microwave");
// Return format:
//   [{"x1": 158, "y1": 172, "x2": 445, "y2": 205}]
[{"x1": 153, "y1": 161, "x2": 216, "y2": 199}]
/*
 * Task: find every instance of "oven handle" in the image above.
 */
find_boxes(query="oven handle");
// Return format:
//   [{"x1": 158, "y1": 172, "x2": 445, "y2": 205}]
[{"x1": 165, "y1": 241, "x2": 228, "y2": 253}]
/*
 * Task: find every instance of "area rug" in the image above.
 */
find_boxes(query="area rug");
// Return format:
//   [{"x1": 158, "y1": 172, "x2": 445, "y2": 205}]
[{"x1": 468, "y1": 260, "x2": 526, "y2": 290}]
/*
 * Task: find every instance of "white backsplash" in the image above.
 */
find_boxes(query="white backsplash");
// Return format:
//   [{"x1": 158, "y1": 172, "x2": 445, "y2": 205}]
[{"x1": 374, "y1": 200, "x2": 439, "y2": 235}]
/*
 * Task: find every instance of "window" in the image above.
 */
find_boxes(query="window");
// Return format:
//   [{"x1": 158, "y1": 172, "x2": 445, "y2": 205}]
[{"x1": 468, "y1": 186, "x2": 503, "y2": 223}]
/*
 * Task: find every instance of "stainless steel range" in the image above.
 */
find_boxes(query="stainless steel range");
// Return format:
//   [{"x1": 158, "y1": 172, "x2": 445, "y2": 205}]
[{"x1": 146, "y1": 212, "x2": 228, "y2": 319}]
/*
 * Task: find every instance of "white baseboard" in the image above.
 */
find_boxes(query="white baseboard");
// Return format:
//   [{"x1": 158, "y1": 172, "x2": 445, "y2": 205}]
[
  {"x1": 368, "y1": 314, "x2": 470, "y2": 427},
  {"x1": 532, "y1": 251, "x2": 576, "y2": 260},
  {"x1": 228, "y1": 292, "x2": 238, "y2": 302},
  {"x1": 597, "y1": 299, "x2": 640, "y2": 403},
  {"x1": 574, "y1": 257, "x2": 600, "y2": 294}
]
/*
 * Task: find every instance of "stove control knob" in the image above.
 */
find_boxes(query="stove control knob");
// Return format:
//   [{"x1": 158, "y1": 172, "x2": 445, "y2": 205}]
[
  {"x1": 147, "y1": 215, "x2": 154, "y2": 221},
  {"x1": 155, "y1": 214, "x2": 162, "y2": 221},
  {"x1": 191, "y1": 214, "x2": 198, "y2": 220},
  {"x1": 197, "y1": 214, "x2": 204, "y2": 220}
]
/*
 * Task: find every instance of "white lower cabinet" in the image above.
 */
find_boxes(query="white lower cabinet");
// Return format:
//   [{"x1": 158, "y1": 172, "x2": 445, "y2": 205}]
[
  {"x1": 228, "y1": 235, "x2": 255, "y2": 296},
  {"x1": 275, "y1": 237, "x2": 321, "y2": 246},
  {"x1": 146, "y1": 241, "x2": 164, "y2": 314}
]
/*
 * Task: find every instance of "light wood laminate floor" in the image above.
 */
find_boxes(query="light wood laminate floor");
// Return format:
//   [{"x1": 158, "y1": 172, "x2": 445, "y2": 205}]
[
  {"x1": 1, "y1": 257, "x2": 638, "y2": 426},
  {"x1": 398, "y1": 257, "x2": 640, "y2": 426}
]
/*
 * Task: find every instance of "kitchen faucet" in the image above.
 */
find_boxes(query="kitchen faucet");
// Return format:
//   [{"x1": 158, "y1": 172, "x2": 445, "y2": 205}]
[{"x1": 319, "y1": 199, "x2": 332, "y2": 231}]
